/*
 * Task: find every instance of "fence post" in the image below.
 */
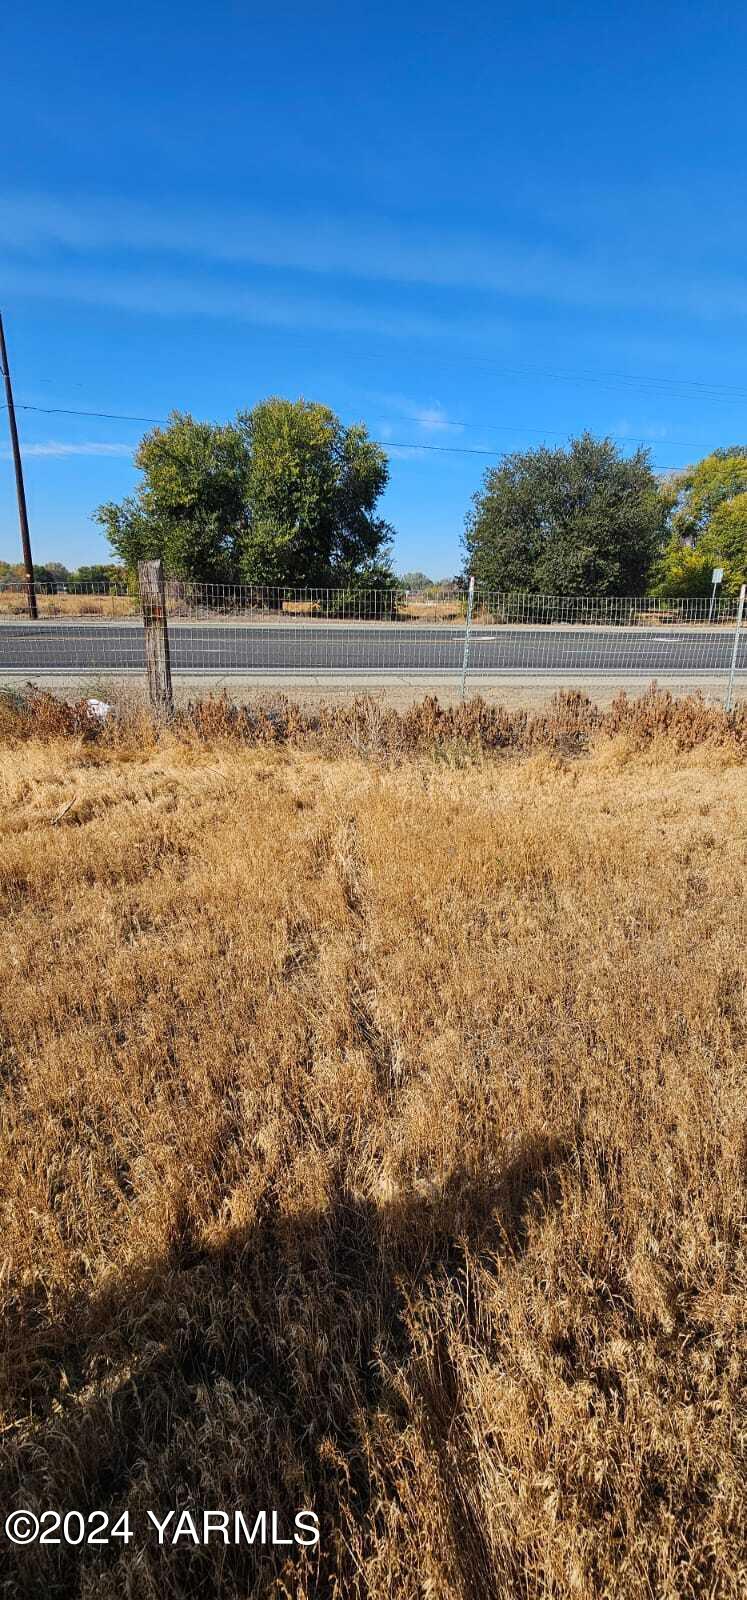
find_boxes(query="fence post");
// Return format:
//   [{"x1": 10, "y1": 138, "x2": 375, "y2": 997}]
[
  {"x1": 460, "y1": 575, "x2": 476, "y2": 701},
  {"x1": 138, "y1": 559, "x2": 173, "y2": 718},
  {"x1": 724, "y1": 583, "x2": 746, "y2": 712}
]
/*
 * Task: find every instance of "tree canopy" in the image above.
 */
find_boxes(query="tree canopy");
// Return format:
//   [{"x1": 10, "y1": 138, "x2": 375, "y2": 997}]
[
  {"x1": 0, "y1": 560, "x2": 71, "y2": 588},
  {"x1": 95, "y1": 401, "x2": 393, "y2": 588},
  {"x1": 671, "y1": 448, "x2": 747, "y2": 536},
  {"x1": 69, "y1": 564, "x2": 129, "y2": 587},
  {"x1": 463, "y1": 434, "x2": 668, "y2": 595},
  {"x1": 0, "y1": 561, "x2": 130, "y2": 589},
  {"x1": 651, "y1": 449, "x2": 747, "y2": 597},
  {"x1": 397, "y1": 570, "x2": 434, "y2": 591},
  {"x1": 95, "y1": 414, "x2": 250, "y2": 583}
]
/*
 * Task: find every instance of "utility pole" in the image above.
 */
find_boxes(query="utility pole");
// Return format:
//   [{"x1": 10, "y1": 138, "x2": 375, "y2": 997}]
[{"x1": 0, "y1": 312, "x2": 37, "y2": 618}]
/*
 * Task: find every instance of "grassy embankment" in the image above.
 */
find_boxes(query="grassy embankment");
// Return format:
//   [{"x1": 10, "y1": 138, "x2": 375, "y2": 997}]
[{"x1": 0, "y1": 689, "x2": 745, "y2": 1598}]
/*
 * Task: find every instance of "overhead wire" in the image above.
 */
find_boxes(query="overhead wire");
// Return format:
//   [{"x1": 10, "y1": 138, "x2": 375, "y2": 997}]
[{"x1": 0, "y1": 399, "x2": 710, "y2": 468}]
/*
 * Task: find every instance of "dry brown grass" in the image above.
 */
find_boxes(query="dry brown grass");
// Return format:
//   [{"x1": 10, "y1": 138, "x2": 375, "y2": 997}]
[
  {"x1": 281, "y1": 599, "x2": 321, "y2": 616},
  {"x1": 0, "y1": 592, "x2": 138, "y2": 618},
  {"x1": 3, "y1": 684, "x2": 746, "y2": 760},
  {"x1": 0, "y1": 692, "x2": 745, "y2": 1598},
  {"x1": 397, "y1": 598, "x2": 466, "y2": 620}
]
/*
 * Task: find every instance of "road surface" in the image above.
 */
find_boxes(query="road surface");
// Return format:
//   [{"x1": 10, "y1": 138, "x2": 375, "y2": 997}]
[{"x1": 0, "y1": 621, "x2": 744, "y2": 676}]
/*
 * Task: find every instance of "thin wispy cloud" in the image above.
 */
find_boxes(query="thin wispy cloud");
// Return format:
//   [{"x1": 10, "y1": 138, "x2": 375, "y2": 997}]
[
  {"x1": 1, "y1": 189, "x2": 743, "y2": 321},
  {"x1": 374, "y1": 396, "x2": 466, "y2": 440},
  {"x1": 611, "y1": 419, "x2": 672, "y2": 442},
  {"x1": 0, "y1": 262, "x2": 511, "y2": 345},
  {"x1": 1, "y1": 440, "x2": 135, "y2": 459},
  {"x1": 376, "y1": 421, "x2": 450, "y2": 460},
  {"x1": 410, "y1": 404, "x2": 465, "y2": 435}
]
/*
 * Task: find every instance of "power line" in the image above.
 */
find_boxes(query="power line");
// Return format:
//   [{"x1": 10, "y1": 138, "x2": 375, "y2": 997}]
[
  {"x1": 383, "y1": 440, "x2": 687, "y2": 469},
  {"x1": 8, "y1": 341, "x2": 747, "y2": 406},
  {"x1": 2, "y1": 398, "x2": 704, "y2": 466},
  {"x1": 386, "y1": 439, "x2": 510, "y2": 456},
  {"x1": 456, "y1": 360, "x2": 747, "y2": 404},
  {"x1": 248, "y1": 337, "x2": 747, "y2": 407},
  {"x1": 383, "y1": 412, "x2": 710, "y2": 453},
  {"x1": 9, "y1": 403, "x2": 169, "y2": 424}
]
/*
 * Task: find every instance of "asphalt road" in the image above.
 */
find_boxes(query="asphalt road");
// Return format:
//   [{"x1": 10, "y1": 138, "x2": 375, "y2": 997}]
[{"x1": 0, "y1": 622, "x2": 744, "y2": 675}]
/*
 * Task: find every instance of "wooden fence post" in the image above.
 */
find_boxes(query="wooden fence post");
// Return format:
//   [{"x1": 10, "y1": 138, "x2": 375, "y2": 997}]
[{"x1": 138, "y1": 559, "x2": 173, "y2": 717}]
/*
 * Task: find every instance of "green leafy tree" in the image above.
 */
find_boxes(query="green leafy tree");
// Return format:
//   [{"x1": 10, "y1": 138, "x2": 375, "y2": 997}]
[
  {"x1": 95, "y1": 412, "x2": 249, "y2": 582},
  {"x1": 397, "y1": 570, "x2": 434, "y2": 590},
  {"x1": 648, "y1": 536, "x2": 714, "y2": 598},
  {"x1": 41, "y1": 561, "x2": 71, "y2": 586},
  {"x1": 0, "y1": 560, "x2": 70, "y2": 588},
  {"x1": 701, "y1": 492, "x2": 747, "y2": 582},
  {"x1": 670, "y1": 448, "x2": 747, "y2": 539},
  {"x1": 463, "y1": 434, "x2": 668, "y2": 595},
  {"x1": 238, "y1": 399, "x2": 392, "y2": 586},
  {"x1": 94, "y1": 401, "x2": 393, "y2": 589},
  {"x1": 651, "y1": 451, "x2": 747, "y2": 596},
  {"x1": 70, "y1": 563, "x2": 128, "y2": 587}
]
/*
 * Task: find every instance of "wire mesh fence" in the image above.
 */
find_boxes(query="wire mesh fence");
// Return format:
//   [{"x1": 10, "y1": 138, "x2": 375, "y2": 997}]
[
  {"x1": 0, "y1": 578, "x2": 744, "y2": 706},
  {"x1": 0, "y1": 582, "x2": 143, "y2": 674},
  {"x1": 161, "y1": 582, "x2": 469, "y2": 675},
  {"x1": 158, "y1": 581, "x2": 747, "y2": 694},
  {"x1": 161, "y1": 582, "x2": 743, "y2": 629}
]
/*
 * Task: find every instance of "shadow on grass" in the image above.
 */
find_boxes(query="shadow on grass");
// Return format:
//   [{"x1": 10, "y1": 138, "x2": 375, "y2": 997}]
[{"x1": 1, "y1": 1135, "x2": 571, "y2": 1600}]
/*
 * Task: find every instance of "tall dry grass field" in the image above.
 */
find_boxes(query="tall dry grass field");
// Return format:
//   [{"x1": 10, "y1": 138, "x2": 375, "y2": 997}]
[
  {"x1": 396, "y1": 598, "x2": 466, "y2": 620},
  {"x1": 0, "y1": 693, "x2": 745, "y2": 1598},
  {"x1": 0, "y1": 592, "x2": 138, "y2": 618}
]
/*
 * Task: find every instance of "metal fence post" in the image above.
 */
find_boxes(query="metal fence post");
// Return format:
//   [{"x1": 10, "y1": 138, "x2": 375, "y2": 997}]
[
  {"x1": 724, "y1": 582, "x2": 746, "y2": 712},
  {"x1": 460, "y1": 575, "x2": 475, "y2": 701},
  {"x1": 138, "y1": 559, "x2": 174, "y2": 717}
]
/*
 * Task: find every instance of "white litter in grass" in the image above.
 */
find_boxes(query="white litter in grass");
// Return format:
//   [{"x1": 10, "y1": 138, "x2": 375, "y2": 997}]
[{"x1": 86, "y1": 698, "x2": 113, "y2": 721}]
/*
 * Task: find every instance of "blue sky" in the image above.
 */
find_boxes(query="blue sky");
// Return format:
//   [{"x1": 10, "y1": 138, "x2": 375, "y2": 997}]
[{"x1": 3, "y1": 0, "x2": 747, "y2": 576}]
